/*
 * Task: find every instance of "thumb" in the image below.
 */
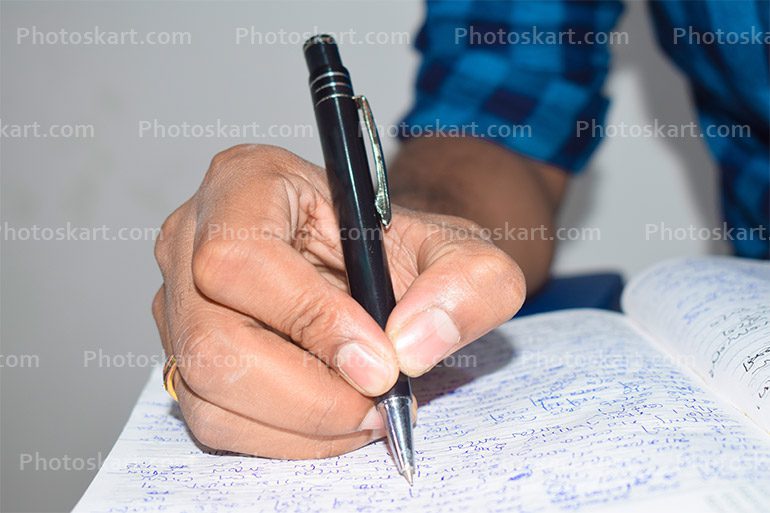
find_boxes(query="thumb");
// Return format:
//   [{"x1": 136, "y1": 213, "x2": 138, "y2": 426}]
[{"x1": 386, "y1": 217, "x2": 525, "y2": 377}]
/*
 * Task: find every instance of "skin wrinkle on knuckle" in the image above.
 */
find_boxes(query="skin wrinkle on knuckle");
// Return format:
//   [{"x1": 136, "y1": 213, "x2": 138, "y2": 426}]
[
  {"x1": 166, "y1": 282, "x2": 192, "y2": 322},
  {"x1": 420, "y1": 232, "x2": 461, "y2": 271},
  {"x1": 384, "y1": 229, "x2": 410, "y2": 262},
  {"x1": 286, "y1": 293, "x2": 341, "y2": 353},
  {"x1": 412, "y1": 224, "x2": 448, "y2": 271},
  {"x1": 277, "y1": 170, "x2": 337, "y2": 244},
  {"x1": 296, "y1": 218, "x2": 342, "y2": 264},
  {"x1": 274, "y1": 175, "x2": 301, "y2": 236}
]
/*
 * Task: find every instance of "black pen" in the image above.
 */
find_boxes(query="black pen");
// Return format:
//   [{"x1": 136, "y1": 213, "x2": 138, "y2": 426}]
[{"x1": 303, "y1": 34, "x2": 415, "y2": 484}]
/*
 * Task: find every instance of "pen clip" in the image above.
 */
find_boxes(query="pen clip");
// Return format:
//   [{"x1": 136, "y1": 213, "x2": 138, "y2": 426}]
[{"x1": 354, "y1": 95, "x2": 392, "y2": 228}]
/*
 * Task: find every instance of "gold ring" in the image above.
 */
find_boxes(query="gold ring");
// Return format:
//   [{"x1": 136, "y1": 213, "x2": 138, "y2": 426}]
[{"x1": 163, "y1": 355, "x2": 179, "y2": 402}]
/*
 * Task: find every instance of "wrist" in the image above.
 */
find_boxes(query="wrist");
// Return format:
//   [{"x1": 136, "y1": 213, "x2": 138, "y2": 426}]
[
  {"x1": 389, "y1": 136, "x2": 568, "y2": 293},
  {"x1": 389, "y1": 138, "x2": 478, "y2": 217}
]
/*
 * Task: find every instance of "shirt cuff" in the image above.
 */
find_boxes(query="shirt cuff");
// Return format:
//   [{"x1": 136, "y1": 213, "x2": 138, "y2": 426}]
[{"x1": 399, "y1": 54, "x2": 612, "y2": 173}]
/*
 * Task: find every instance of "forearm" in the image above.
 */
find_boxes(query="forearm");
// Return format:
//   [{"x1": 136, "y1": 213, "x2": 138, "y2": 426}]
[{"x1": 389, "y1": 136, "x2": 568, "y2": 293}]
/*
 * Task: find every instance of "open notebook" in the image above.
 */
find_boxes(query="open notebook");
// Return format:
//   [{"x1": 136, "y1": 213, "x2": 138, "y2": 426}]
[{"x1": 74, "y1": 256, "x2": 770, "y2": 513}]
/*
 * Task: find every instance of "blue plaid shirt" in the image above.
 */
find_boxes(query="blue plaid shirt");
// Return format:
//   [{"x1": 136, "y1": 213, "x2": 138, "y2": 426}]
[{"x1": 401, "y1": 0, "x2": 769, "y2": 259}]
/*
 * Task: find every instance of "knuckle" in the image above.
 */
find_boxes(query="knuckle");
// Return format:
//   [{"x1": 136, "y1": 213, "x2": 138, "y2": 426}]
[
  {"x1": 154, "y1": 216, "x2": 177, "y2": 270},
  {"x1": 184, "y1": 404, "x2": 227, "y2": 450},
  {"x1": 191, "y1": 238, "x2": 249, "y2": 296},
  {"x1": 452, "y1": 217, "x2": 488, "y2": 238},
  {"x1": 258, "y1": 144, "x2": 296, "y2": 162},
  {"x1": 208, "y1": 144, "x2": 257, "y2": 171},
  {"x1": 204, "y1": 144, "x2": 260, "y2": 186},
  {"x1": 425, "y1": 214, "x2": 489, "y2": 243},
  {"x1": 154, "y1": 202, "x2": 191, "y2": 270},
  {"x1": 468, "y1": 249, "x2": 526, "y2": 311},
  {"x1": 206, "y1": 144, "x2": 296, "y2": 181},
  {"x1": 151, "y1": 287, "x2": 165, "y2": 325},
  {"x1": 286, "y1": 297, "x2": 342, "y2": 352},
  {"x1": 472, "y1": 247, "x2": 514, "y2": 276}
]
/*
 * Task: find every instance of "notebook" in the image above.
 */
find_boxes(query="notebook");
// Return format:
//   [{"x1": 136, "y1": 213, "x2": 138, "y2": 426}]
[{"x1": 74, "y1": 256, "x2": 770, "y2": 513}]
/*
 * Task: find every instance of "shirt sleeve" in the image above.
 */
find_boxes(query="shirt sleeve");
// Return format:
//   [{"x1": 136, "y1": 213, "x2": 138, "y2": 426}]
[{"x1": 400, "y1": 0, "x2": 624, "y2": 173}]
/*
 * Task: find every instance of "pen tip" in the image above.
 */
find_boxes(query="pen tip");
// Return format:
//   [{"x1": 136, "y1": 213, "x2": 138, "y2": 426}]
[
  {"x1": 402, "y1": 466, "x2": 414, "y2": 486},
  {"x1": 378, "y1": 396, "x2": 416, "y2": 486}
]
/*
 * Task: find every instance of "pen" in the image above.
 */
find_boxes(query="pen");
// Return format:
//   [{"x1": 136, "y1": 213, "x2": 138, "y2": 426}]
[{"x1": 303, "y1": 34, "x2": 415, "y2": 485}]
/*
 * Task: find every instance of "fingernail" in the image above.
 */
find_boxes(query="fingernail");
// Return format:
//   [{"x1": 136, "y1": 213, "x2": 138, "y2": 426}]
[
  {"x1": 357, "y1": 406, "x2": 384, "y2": 432},
  {"x1": 392, "y1": 308, "x2": 460, "y2": 376},
  {"x1": 335, "y1": 343, "x2": 393, "y2": 396}
]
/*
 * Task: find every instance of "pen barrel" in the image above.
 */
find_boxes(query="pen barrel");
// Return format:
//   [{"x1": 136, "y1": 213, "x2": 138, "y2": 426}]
[{"x1": 305, "y1": 36, "x2": 411, "y2": 401}]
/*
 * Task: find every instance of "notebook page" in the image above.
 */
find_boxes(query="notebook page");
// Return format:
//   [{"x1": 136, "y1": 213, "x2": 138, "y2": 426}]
[
  {"x1": 74, "y1": 310, "x2": 770, "y2": 513},
  {"x1": 622, "y1": 257, "x2": 770, "y2": 430}
]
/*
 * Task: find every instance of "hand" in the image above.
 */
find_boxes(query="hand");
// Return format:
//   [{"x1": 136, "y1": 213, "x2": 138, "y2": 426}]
[{"x1": 152, "y1": 144, "x2": 525, "y2": 459}]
